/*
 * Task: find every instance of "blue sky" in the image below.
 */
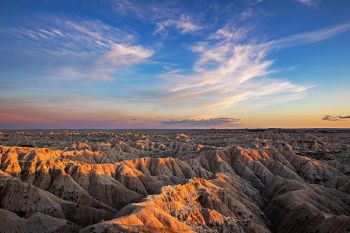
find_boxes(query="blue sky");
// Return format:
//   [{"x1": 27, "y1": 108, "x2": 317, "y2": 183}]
[{"x1": 0, "y1": 0, "x2": 349, "y2": 128}]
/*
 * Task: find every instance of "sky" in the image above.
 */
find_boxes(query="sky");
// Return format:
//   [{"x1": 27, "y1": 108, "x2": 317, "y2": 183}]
[{"x1": 0, "y1": 0, "x2": 349, "y2": 129}]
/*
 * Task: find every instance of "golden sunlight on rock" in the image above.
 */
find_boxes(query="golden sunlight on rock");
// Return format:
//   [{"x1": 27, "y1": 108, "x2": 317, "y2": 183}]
[{"x1": 0, "y1": 129, "x2": 349, "y2": 232}]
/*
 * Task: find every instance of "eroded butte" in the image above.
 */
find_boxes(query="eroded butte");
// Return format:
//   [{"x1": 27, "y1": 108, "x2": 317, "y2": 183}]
[{"x1": 0, "y1": 129, "x2": 349, "y2": 233}]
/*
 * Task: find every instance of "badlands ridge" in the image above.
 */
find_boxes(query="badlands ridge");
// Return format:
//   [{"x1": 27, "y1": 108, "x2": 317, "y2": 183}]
[{"x1": 0, "y1": 129, "x2": 349, "y2": 233}]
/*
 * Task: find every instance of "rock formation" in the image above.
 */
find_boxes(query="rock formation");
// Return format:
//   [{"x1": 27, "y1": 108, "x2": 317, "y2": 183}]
[{"x1": 0, "y1": 129, "x2": 349, "y2": 233}]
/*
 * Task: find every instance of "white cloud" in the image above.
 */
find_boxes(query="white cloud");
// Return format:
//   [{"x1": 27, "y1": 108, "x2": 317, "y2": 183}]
[
  {"x1": 100, "y1": 43, "x2": 153, "y2": 65},
  {"x1": 155, "y1": 14, "x2": 201, "y2": 34},
  {"x1": 91, "y1": 43, "x2": 153, "y2": 81},
  {"x1": 209, "y1": 27, "x2": 247, "y2": 41},
  {"x1": 176, "y1": 15, "x2": 202, "y2": 33}
]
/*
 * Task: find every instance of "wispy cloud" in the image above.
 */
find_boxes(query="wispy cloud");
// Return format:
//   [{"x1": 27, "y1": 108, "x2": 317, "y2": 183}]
[
  {"x1": 113, "y1": 0, "x2": 202, "y2": 35},
  {"x1": 130, "y1": 23, "x2": 349, "y2": 116},
  {"x1": 50, "y1": 43, "x2": 153, "y2": 81},
  {"x1": 146, "y1": 33, "x2": 305, "y2": 112},
  {"x1": 114, "y1": 0, "x2": 183, "y2": 20},
  {"x1": 322, "y1": 115, "x2": 350, "y2": 121},
  {"x1": 113, "y1": 0, "x2": 149, "y2": 18},
  {"x1": 91, "y1": 43, "x2": 153, "y2": 81},
  {"x1": 155, "y1": 14, "x2": 201, "y2": 34},
  {"x1": 161, "y1": 117, "x2": 240, "y2": 128},
  {"x1": 6, "y1": 18, "x2": 135, "y2": 57},
  {"x1": 297, "y1": 0, "x2": 321, "y2": 7},
  {"x1": 6, "y1": 17, "x2": 154, "y2": 82},
  {"x1": 267, "y1": 23, "x2": 350, "y2": 48},
  {"x1": 100, "y1": 43, "x2": 153, "y2": 65}
]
